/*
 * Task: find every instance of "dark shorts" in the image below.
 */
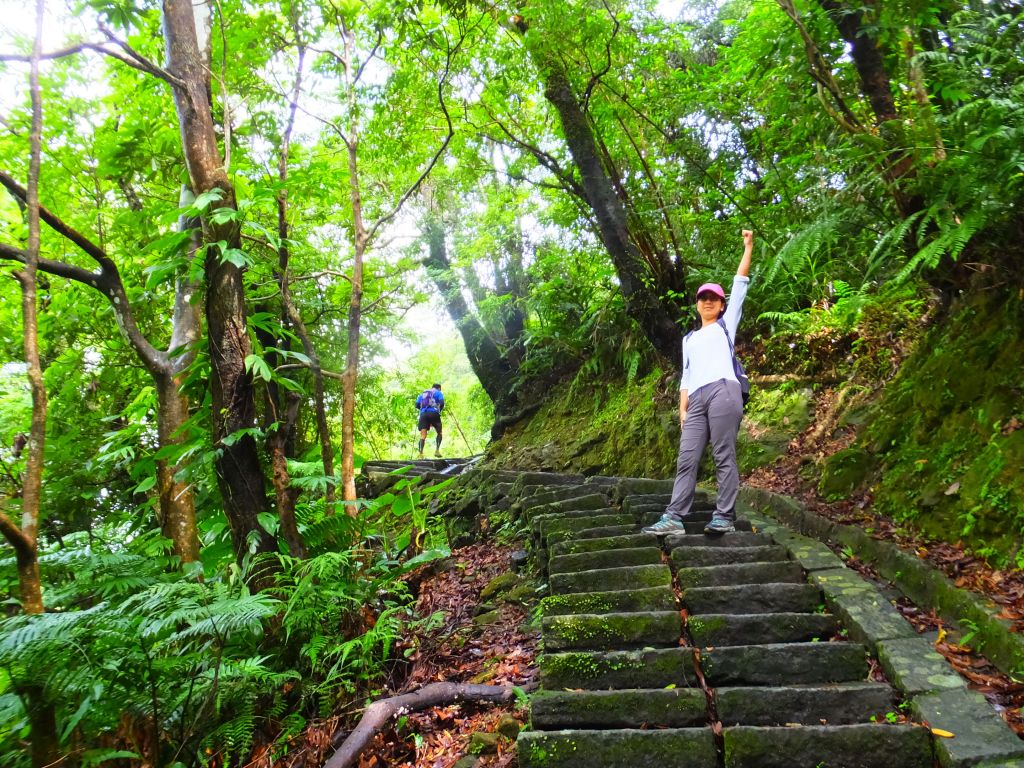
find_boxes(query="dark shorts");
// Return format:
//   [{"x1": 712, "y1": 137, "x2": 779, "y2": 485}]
[{"x1": 418, "y1": 410, "x2": 442, "y2": 433}]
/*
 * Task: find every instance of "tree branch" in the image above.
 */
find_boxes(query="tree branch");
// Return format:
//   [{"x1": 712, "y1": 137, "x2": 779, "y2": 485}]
[
  {"x1": 0, "y1": 172, "x2": 167, "y2": 373},
  {"x1": 324, "y1": 682, "x2": 523, "y2": 768},
  {"x1": 0, "y1": 37, "x2": 186, "y2": 88},
  {"x1": 0, "y1": 509, "x2": 34, "y2": 561}
]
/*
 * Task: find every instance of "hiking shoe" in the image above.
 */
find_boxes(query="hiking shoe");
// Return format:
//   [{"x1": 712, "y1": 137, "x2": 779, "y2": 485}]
[
  {"x1": 704, "y1": 516, "x2": 736, "y2": 535},
  {"x1": 642, "y1": 515, "x2": 687, "y2": 535},
  {"x1": 435, "y1": 450, "x2": 442, "y2": 458},
  {"x1": 417, "y1": 452, "x2": 424, "y2": 460}
]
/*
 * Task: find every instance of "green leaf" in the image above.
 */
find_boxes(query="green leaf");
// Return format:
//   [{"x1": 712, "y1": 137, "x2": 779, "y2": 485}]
[{"x1": 244, "y1": 354, "x2": 273, "y2": 382}]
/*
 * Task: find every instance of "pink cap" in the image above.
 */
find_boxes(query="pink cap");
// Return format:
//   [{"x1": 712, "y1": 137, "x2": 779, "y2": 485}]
[{"x1": 695, "y1": 283, "x2": 725, "y2": 300}]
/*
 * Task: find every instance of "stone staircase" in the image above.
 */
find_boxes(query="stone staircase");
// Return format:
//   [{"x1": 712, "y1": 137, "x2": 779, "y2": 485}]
[
  {"x1": 516, "y1": 481, "x2": 935, "y2": 768},
  {"x1": 358, "y1": 461, "x2": 1024, "y2": 767}
]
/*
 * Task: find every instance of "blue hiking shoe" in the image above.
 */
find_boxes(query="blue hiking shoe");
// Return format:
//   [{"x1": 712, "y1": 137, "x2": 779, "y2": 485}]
[
  {"x1": 703, "y1": 516, "x2": 736, "y2": 535},
  {"x1": 642, "y1": 515, "x2": 688, "y2": 535}
]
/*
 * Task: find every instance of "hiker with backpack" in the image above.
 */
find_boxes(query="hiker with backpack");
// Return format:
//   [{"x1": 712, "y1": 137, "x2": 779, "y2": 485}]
[
  {"x1": 415, "y1": 383, "x2": 445, "y2": 458},
  {"x1": 643, "y1": 230, "x2": 754, "y2": 536}
]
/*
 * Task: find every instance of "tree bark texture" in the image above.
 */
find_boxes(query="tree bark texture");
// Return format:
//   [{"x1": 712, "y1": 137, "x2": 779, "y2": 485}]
[
  {"x1": 536, "y1": 60, "x2": 683, "y2": 366},
  {"x1": 162, "y1": 0, "x2": 277, "y2": 573},
  {"x1": 324, "y1": 683, "x2": 520, "y2": 768}
]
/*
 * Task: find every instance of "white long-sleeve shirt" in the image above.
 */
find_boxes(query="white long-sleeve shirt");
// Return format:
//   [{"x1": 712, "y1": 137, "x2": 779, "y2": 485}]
[{"x1": 680, "y1": 275, "x2": 749, "y2": 394}]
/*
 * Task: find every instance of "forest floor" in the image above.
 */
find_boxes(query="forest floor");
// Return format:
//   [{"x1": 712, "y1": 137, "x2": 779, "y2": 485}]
[
  {"x1": 746, "y1": 386, "x2": 1024, "y2": 738},
  {"x1": 352, "y1": 542, "x2": 538, "y2": 768}
]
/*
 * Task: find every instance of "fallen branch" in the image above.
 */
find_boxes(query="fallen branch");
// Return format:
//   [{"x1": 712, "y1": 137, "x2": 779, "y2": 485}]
[{"x1": 323, "y1": 682, "x2": 525, "y2": 768}]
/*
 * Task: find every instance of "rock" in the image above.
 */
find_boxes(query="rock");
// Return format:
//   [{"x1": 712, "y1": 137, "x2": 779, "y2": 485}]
[
  {"x1": 818, "y1": 447, "x2": 874, "y2": 500},
  {"x1": 468, "y1": 731, "x2": 501, "y2": 754},
  {"x1": 473, "y1": 609, "x2": 501, "y2": 626},
  {"x1": 495, "y1": 714, "x2": 521, "y2": 739},
  {"x1": 452, "y1": 757, "x2": 478, "y2": 768},
  {"x1": 510, "y1": 550, "x2": 530, "y2": 570},
  {"x1": 480, "y1": 571, "x2": 520, "y2": 600}
]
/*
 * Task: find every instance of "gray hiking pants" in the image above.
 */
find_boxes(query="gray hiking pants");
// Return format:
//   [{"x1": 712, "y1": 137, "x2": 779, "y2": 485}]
[{"x1": 665, "y1": 378, "x2": 744, "y2": 521}]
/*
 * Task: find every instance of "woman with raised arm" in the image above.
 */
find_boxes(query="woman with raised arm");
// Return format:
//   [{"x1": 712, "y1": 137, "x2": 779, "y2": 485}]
[{"x1": 643, "y1": 230, "x2": 754, "y2": 535}]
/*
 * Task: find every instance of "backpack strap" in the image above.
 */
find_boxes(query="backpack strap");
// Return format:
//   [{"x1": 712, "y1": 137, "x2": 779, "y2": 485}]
[{"x1": 716, "y1": 317, "x2": 735, "y2": 354}]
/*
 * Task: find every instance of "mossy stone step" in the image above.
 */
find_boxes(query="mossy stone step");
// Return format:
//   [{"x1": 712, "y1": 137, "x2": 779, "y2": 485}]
[
  {"x1": 550, "y1": 564, "x2": 672, "y2": 595},
  {"x1": 539, "y1": 647, "x2": 699, "y2": 690},
  {"x1": 546, "y1": 525, "x2": 638, "y2": 547},
  {"x1": 676, "y1": 561, "x2": 805, "y2": 589},
  {"x1": 530, "y1": 688, "x2": 707, "y2": 729},
  {"x1": 684, "y1": 583, "x2": 821, "y2": 614},
  {"x1": 701, "y1": 642, "x2": 869, "y2": 686},
  {"x1": 537, "y1": 514, "x2": 633, "y2": 542},
  {"x1": 671, "y1": 545, "x2": 789, "y2": 568},
  {"x1": 627, "y1": 501, "x2": 715, "y2": 518},
  {"x1": 722, "y1": 723, "x2": 933, "y2": 768},
  {"x1": 549, "y1": 546, "x2": 662, "y2": 575},
  {"x1": 525, "y1": 493, "x2": 611, "y2": 520},
  {"x1": 517, "y1": 485, "x2": 600, "y2": 510},
  {"x1": 542, "y1": 611, "x2": 681, "y2": 651},
  {"x1": 621, "y1": 491, "x2": 709, "y2": 507},
  {"x1": 665, "y1": 531, "x2": 772, "y2": 548},
  {"x1": 550, "y1": 533, "x2": 657, "y2": 558},
  {"x1": 540, "y1": 586, "x2": 677, "y2": 617},
  {"x1": 688, "y1": 612, "x2": 837, "y2": 647},
  {"x1": 716, "y1": 682, "x2": 895, "y2": 726},
  {"x1": 518, "y1": 727, "x2": 716, "y2": 768},
  {"x1": 612, "y1": 478, "x2": 679, "y2": 498}
]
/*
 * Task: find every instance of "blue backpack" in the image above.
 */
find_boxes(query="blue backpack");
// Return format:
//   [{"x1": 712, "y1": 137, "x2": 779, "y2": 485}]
[
  {"x1": 418, "y1": 389, "x2": 439, "y2": 411},
  {"x1": 685, "y1": 318, "x2": 750, "y2": 406}
]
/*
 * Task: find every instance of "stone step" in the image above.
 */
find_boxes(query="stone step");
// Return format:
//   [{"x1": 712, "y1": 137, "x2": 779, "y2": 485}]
[
  {"x1": 666, "y1": 531, "x2": 773, "y2": 548},
  {"x1": 612, "y1": 478, "x2": 678, "y2": 499},
  {"x1": 671, "y1": 545, "x2": 789, "y2": 567},
  {"x1": 684, "y1": 584, "x2": 822, "y2": 614},
  {"x1": 518, "y1": 728, "x2": 716, "y2": 768},
  {"x1": 547, "y1": 524, "x2": 638, "y2": 546},
  {"x1": 550, "y1": 564, "x2": 672, "y2": 595},
  {"x1": 701, "y1": 643, "x2": 869, "y2": 686},
  {"x1": 550, "y1": 533, "x2": 658, "y2": 558},
  {"x1": 637, "y1": 512, "x2": 755, "y2": 532},
  {"x1": 531, "y1": 508, "x2": 618, "y2": 531},
  {"x1": 525, "y1": 493, "x2": 611, "y2": 520},
  {"x1": 722, "y1": 723, "x2": 933, "y2": 768},
  {"x1": 542, "y1": 611, "x2": 681, "y2": 651},
  {"x1": 539, "y1": 647, "x2": 699, "y2": 690},
  {"x1": 517, "y1": 484, "x2": 599, "y2": 509},
  {"x1": 626, "y1": 500, "x2": 715, "y2": 517},
  {"x1": 676, "y1": 561, "x2": 805, "y2": 589},
  {"x1": 540, "y1": 586, "x2": 678, "y2": 616},
  {"x1": 536, "y1": 514, "x2": 633, "y2": 542},
  {"x1": 531, "y1": 688, "x2": 707, "y2": 729},
  {"x1": 688, "y1": 612, "x2": 837, "y2": 647},
  {"x1": 716, "y1": 682, "x2": 896, "y2": 726},
  {"x1": 549, "y1": 546, "x2": 662, "y2": 575}
]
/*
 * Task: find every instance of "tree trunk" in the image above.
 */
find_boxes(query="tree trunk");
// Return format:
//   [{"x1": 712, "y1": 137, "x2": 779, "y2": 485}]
[
  {"x1": 276, "y1": 42, "x2": 336, "y2": 518},
  {"x1": 535, "y1": 59, "x2": 683, "y2": 365},
  {"x1": 422, "y1": 218, "x2": 519, "y2": 423},
  {"x1": 12, "y1": 0, "x2": 47, "y2": 620},
  {"x1": 162, "y1": 0, "x2": 277, "y2": 576},
  {"x1": 815, "y1": 0, "x2": 922, "y2": 217},
  {"x1": 154, "y1": 372, "x2": 200, "y2": 563},
  {"x1": 341, "y1": 143, "x2": 365, "y2": 506}
]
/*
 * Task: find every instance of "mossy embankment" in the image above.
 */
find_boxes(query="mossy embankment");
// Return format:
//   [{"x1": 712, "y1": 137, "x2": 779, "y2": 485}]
[
  {"x1": 484, "y1": 368, "x2": 812, "y2": 481},
  {"x1": 820, "y1": 290, "x2": 1024, "y2": 566},
  {"x1": 487, "y1": 289, "x2": 1023, "y2": 567}
]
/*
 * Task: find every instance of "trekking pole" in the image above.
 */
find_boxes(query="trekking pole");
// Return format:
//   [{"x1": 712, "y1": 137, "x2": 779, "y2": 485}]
[{"x1": 444, "y1": 407, "x2": 474, "y2": 455}]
